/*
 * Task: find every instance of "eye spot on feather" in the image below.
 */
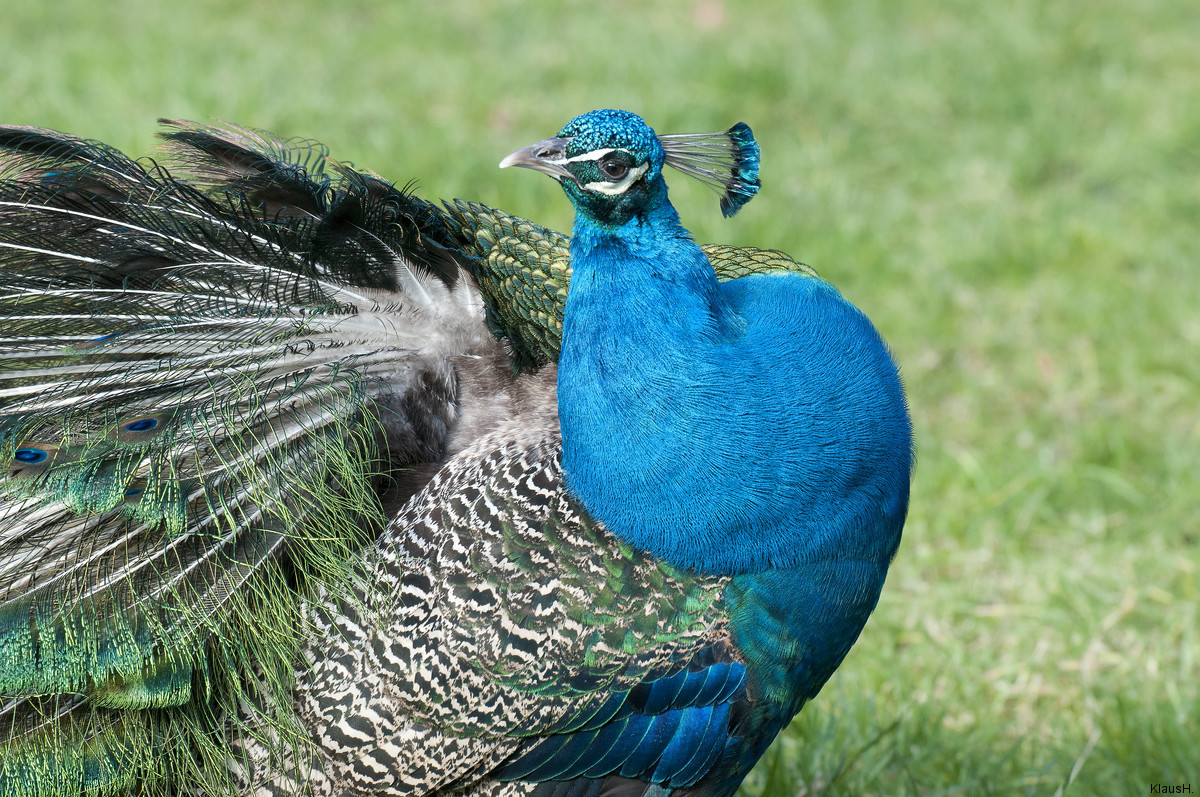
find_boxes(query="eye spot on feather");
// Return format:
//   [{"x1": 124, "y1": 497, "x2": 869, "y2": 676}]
[
  {"x1": 9, "y1": 444, "x2": 58, "y2": 477},
  {"x1": 113, "y1": 413, "x2": 172, "y2": 443},
  {"x1": 15, "y1": 448, "x2": 50, "y2": 464}
]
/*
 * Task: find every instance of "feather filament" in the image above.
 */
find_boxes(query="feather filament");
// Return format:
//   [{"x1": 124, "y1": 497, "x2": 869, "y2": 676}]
[{"x1": 658, "y1": 123, "x2": 762, "y2": 217}]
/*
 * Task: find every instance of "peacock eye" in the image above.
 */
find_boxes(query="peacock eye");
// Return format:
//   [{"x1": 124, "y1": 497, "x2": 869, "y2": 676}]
[{"x1": 599, "y1": 158, "x2": 630, "y2": 181}]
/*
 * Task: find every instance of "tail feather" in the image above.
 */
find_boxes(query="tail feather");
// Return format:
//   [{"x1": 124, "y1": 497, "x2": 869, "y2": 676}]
[
  {"x1": 0, "y1": 123, "x2": 486, "y2": 791},
  {"x1": 156, "y1": 119, "x2": 460, "y2": 295}
]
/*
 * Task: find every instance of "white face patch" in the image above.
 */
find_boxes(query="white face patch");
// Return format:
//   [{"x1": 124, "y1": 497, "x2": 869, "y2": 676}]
[
  {"x1": 561, "y1": 148, "x2": 649, "y2": 196},
  {"x1": 537, "y1": 147, "x2": 648, "y2": 196},
  {"x1": 581, "y1": 162, "x2": 649, "y2": 196}
]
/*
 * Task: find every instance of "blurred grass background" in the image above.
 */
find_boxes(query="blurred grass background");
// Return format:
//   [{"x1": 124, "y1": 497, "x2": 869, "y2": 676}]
[{"x1": 3, "y1": 0, "x2": 1197, "y2": 793}]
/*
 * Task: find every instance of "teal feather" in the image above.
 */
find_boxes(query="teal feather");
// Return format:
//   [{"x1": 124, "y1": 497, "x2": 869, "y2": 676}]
[{"x1": 0, "y1": 113, "x2": 910, "y2": 796}]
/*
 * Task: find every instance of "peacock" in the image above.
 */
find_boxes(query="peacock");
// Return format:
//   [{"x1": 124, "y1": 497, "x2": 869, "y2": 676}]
[{"x1": 0, "y1": 109, "x2": 913, "y2": 796}]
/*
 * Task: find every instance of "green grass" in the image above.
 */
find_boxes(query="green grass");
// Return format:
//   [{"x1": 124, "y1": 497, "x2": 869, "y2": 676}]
[{"x1": 4, "y1": 0, "x2": 1197, "y2": 793}]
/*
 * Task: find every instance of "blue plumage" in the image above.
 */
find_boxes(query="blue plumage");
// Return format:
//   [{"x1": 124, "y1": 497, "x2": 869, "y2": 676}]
[
  {"x1": 501, "y1": 109, "x2": 912, "y2": 793},
  {"x1": 498, "y1": 662, "x2": 748, "y2": 787},
  {"x1": 540, "y1": 112, "x2": 910, "y2": 577},
  {"x1": 0, "y1": 110, "x2": 911, "y2": 796}
]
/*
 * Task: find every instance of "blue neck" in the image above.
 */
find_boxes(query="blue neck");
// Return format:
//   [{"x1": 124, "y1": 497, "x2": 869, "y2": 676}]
[{"x1": 557, "y1": 176, "x2": 911, "y2": 577}]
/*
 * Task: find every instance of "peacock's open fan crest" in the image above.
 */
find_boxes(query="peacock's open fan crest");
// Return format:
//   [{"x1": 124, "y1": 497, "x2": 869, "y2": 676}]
[{"x1": 659, "y1": 122, "x2": 761, "y2": 217}]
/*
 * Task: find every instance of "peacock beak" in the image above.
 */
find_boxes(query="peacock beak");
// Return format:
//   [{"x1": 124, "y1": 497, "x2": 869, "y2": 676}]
[{"x1": 499, "y1": 137, "x2": 575, "y2": 182}]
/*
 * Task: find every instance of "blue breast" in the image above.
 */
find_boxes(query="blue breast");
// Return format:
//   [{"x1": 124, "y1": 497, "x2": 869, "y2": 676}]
[{"x1": 558, "y1": 240, "x2": 911, "y2": 578}]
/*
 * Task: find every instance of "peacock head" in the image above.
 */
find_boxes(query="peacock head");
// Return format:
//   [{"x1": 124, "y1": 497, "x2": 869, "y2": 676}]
[{"x1": 500, "y1": 109, "x2": 761, "y2": 228}]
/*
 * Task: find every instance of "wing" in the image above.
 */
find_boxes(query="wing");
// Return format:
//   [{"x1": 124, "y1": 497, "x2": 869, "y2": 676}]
[
  {"x1": 0, "y1": 123, "x2": 486, "y2": 792},
  {"x1": 296, "y1": 405, "x2": 750, "y2": 794}
]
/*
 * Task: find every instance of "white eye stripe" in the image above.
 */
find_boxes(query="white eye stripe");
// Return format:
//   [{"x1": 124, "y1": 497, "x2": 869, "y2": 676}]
[
  {"x1": 582, "y1": 162, "x2": 649, "y2": 195},
  {"x1": 560, "y1": 147, "x2": 629, "y2": 164}
]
